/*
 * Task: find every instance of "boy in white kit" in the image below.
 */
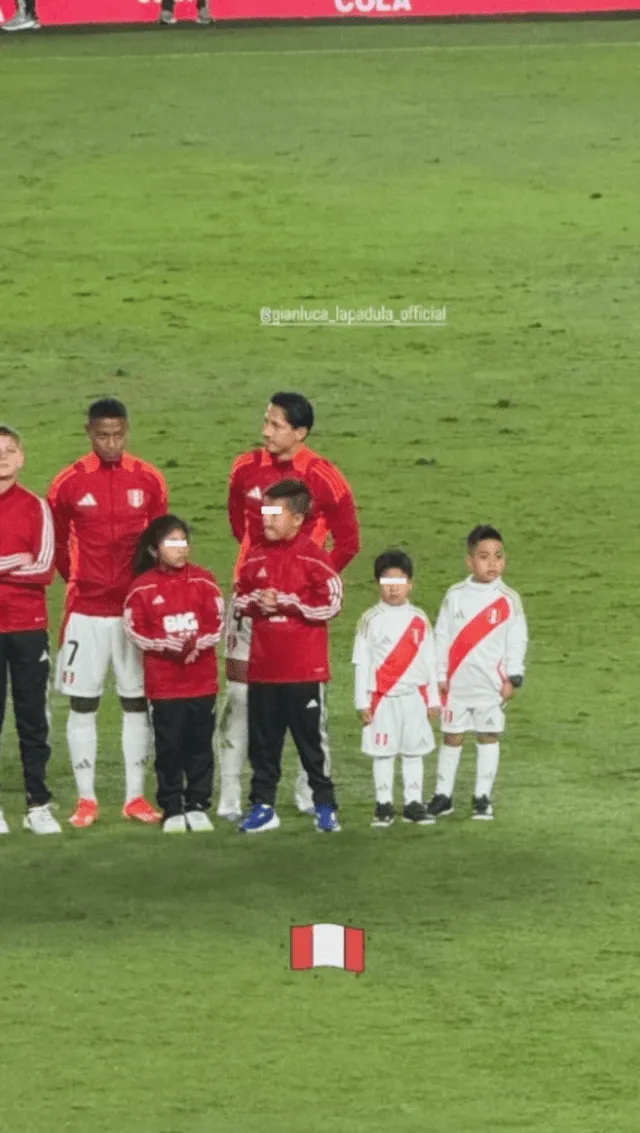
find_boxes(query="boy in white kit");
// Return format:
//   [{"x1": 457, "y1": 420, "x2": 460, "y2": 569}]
[
  {"x1": 427, "y1": 525, "x2": 528, "y2": 821},
  {"x1": 352, "y1": 550, "x2": 441, "y2": 827}
]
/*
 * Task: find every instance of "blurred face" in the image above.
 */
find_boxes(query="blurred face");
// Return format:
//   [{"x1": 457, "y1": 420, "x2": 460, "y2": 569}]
[
  {"x1": 156, "y1": 528, "x2": 190, "y2": 569},
  {"x1": 86, "y1": 417, "x2": 128, "y2": 463},
  {"x1": 466, "y1": 539, "x2": 506, "y2": 583},
  {"x1": 262, "y1": 404, "x2": 307, "y2": 460},
  {"x1": 262, "y1": 500, "x2": 304, "y2": 541},
  {"x1": 0, "y1": 434, "x2": 25, "y2": 489},
  {"x1": 378, "y1": 567, "x2": 413, "y2": 606}
]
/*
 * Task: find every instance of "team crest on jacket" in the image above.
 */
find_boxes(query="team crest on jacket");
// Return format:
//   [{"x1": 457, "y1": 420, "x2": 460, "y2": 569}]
[{"x1": 128, "y1": 489, "x2": 145, "y2": 508}]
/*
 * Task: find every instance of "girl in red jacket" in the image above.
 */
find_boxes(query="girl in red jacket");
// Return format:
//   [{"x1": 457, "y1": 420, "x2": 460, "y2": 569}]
[{"x1": 124, "y1": 515, "x2": 224, "y2": 834}]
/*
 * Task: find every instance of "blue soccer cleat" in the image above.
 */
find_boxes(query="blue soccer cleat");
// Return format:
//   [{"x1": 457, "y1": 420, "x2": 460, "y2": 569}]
[
  {"x1": 315, "y1": 805, "x2": 341, "y2": 833},
  {"x1": 239, "y1": 804, "x2": 281, "y2": 834}
]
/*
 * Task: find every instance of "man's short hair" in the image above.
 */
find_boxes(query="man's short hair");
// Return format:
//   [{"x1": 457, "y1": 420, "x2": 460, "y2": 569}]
[
  {"x1": 0, "y1": 424, "x2": 22, "y2": 446},
  {"x1": 88, "y1": 398, "x2": 128, "y2": 421},
  {"x1": 374, "y1": 549, "x2": 414, "y2": 580},
  {"x1": 467, "y1": 525, "x2": 503, "y2": 550},
  {"x1": 270, "y1": 392, "x2": 314, "y2": 433},
  {"x1": 264, "y1": 478, "x2": 311, "y2": 516}
]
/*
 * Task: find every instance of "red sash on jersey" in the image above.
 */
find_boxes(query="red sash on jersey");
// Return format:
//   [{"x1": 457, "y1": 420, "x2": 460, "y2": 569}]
[
  {"x1": 446, "y1": 597, "x2": 510, "y2": 688},
  {"x1": 370, "y1": 616, "x2": 425, "y2": 716}
]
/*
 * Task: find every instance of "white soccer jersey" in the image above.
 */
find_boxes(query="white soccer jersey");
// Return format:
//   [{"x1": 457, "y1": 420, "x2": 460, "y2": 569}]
[
  {"x1": 434, "y1": 576, "x2": 528, "y2": 707},
  {"x1": 352, "y1": 601, "x2": 440, "y2": 711}
]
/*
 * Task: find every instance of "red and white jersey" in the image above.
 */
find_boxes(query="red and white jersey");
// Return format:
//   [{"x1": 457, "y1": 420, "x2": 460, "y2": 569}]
[
  {"x1": 435, "y1": 576, "x2": 528, "y2": 706},
  {"x1": 48, "y1": 452, "x2": 168, "y2": 618},
  {"x1": 123, "y1": 564, "x2": 224, "y2": 701},
  {"x1": 352, "y1": 601, "x2": 440, "y2": 713},
  {"x1": 0, "y1": 483, "x2": 55, "y2": 633}
]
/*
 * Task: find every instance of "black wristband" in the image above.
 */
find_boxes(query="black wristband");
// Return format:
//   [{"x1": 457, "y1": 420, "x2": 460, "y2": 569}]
[{"x1": 508, "y1": 675, "x2": 524, "y2": 689}]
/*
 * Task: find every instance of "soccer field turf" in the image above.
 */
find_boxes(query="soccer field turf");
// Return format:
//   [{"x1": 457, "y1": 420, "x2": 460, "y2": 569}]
[{"x1": 1, "y1": 19, "x2": 640, "y2": 1132}]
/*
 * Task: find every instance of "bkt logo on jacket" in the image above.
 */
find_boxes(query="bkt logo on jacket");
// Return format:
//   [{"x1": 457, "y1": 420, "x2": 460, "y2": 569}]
[{"x1": 163, "y1": 612, "x2": 199, "y2": 633}]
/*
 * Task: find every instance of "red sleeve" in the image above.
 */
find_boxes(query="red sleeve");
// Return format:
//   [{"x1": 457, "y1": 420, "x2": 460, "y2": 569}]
[
  {"x1": 6, "y1": 498, "x2": 55, "y2": 588},
  {"x1": 275, "y1": 552, "x2": 343, "y2": 624},
  {"x1": 233, "y1": 555, "x2": 267, "y2": 619},
  {"x1": 47, "y1": 472, "x2": 73, "y2": 582},
  {"x1": 228, "y1": 454, "x2": 251, "y2": 544},
  {"x1": 312, "y1": 463, "x2": 360, "y2": 573},
  {"x1": 147, "y1": 467, "x2": 169, "y2": 522},
  {"x1": 123, "y1": 584, "x2": 183, "y2": 654},
  {"x1": 195, "y1": 575, "x2": 225, "y2": 650}
]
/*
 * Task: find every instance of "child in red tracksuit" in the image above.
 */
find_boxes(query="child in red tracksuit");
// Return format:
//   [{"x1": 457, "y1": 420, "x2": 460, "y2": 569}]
[{"x1": 124, "y1": 515, "x2": 224, "y2": 834}]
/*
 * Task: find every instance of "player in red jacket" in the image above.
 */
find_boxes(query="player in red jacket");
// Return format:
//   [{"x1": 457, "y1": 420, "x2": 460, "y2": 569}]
[
  {"x1": 234, "y1": 479, "x2": 342, "y2": 835},
  {"x1": 0, "y1": 425, "x2": 60, "y2": 835},
  {"x1": 47, "y1": 398, "x2": 169, "y2": 829},
  {"x1": 218, "y1": 391, "x2": 359, "y2": 822},
  {"x1": 124, "y1": 516, "x2": 224, "y2": 833}
]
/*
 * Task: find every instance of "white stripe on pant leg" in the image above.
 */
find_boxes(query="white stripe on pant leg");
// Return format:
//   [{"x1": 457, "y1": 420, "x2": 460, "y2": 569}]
[{"x1": 319, "y1": 683, "x2": 331, "y2": 777}]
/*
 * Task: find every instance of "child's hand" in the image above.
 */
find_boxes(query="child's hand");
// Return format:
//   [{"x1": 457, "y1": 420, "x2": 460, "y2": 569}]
[
  {"x1": 438, "y1": 681, "x2": 448, "y2": 699},
  {"x1": 500, "y1": 679, "x2": 515, "y2": 703},
  {"x1": 258, "y1": 588, "x2": 278, "y2": 614},
  {"x1": 358, "y1": 708, "x2": 373, "y2": 726},
  {"x1": 428, "y1": 707, "x2": 441, "y2": 722},
  {"x1": 178, "y1": 633, "x2": 198, "y2": 661}
]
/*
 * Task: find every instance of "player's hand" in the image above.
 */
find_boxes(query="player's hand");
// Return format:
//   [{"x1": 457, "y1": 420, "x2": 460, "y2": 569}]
[
  {"x1": 428, "y1": 707, "x2": 441, "y2": 722},
  {"x1": 500, "y1": 679, "x2": 515, "y2": 704},
  {"x1": 358, "y1": 708, "x2": 373, "y2": 725},
  {"x1": 438, "y1": 681, "x2": 448, "y2": 699}
]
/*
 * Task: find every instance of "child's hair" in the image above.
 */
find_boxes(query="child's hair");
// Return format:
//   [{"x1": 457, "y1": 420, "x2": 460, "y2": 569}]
[
  {"x1": 374, "y1": 549, "x2": 413, "y2": 581},
  {"x1": 467, "y1": 525, "x2": 503, "y2": 551},
  {"x1": 0, "y1": 424, "x2": 22, "y2": 446},
  {"x1": 264, "y1": 478, "x2": 311, "y2": 516},
  {"x1": 133, "y1": 514, "x2": 190, "y2": 575}
]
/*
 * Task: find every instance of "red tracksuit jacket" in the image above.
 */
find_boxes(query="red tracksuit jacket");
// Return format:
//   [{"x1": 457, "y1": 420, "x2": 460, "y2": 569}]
[
  {"x1": 123, "y1": 564, "x2": 224, "y2": 700},
  {"x1": 228, "y1": 446, "x2": 360, "y2": 580},
  {"x1": 47, "y1": 451, "x2": 168, "y2": 619},
  {"x1": 0, "y1": 483, "x2": 55, "y2": 633},
  {"x1": 233, "y1": 532, "x2": 343, "y2": 684}
]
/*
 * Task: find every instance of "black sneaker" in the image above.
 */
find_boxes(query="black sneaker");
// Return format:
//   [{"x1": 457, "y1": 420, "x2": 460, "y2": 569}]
[
  {"x1": 471, "y1": 795, "x2": 494, "y2": 821},
  {"x1": 426, "y1": 793, "x2": 454, "y2": 818},
  {"x1": 371, "y1": 802, "x2": 395, "y2": 828},
  {"x1": 402, "y1": 802, "x2": 435, "y2": 826}
]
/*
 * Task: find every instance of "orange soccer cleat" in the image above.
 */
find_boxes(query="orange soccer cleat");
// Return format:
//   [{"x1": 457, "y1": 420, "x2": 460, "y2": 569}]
[
  {"x1": 122, "y1": 796, "x2": 162, "y2": 824},
  {"x1": 69, "y1": 798, "x2": 99, "y2": 829}
]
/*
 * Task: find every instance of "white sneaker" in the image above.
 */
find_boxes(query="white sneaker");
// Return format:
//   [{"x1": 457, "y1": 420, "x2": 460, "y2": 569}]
[
  {"x1": 159, "y1": 8, "x2": 177, "y2": 22},
  {"x1": 163, "y1": 814, "x2": 188, "y2": 834},
  {"x1": 196, "y1": 3, "x2": 212, "y2": 23},
  {"x1": 185, "y1": 810, "x2": 214, "y2": 832},
  {"x1": 23, "y1": 804, "x2": 62, "y2": 835},
  {"x1": 2, "y1": 11, "x2": 40, "y2": 29},
  {"x1": 0, "y1": 809, "x2": 10, "y2": 835}
]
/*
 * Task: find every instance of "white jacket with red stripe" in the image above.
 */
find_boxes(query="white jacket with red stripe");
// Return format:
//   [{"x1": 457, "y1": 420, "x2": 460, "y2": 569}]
[
  {"x1": 352, "y1": 601, "x2": 440, "y2": 712},
  {"x1": 434, "y1": 577, "x2": 528, "y2": 707}
]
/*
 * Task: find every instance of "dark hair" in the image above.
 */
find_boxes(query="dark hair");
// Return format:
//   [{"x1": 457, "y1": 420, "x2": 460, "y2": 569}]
[
  {"x1": 0, "y1": 424, "x2": 22, "y2": 445},
  {"x1": 88, "y1": 398, "x2": 128, "y2": 421},
  {"x1": 270, "y1": 392, "x2": 314, "y2": 433},
  {"x1": 467, "y1": 525, "x2": 503, "y2": 550},
  {"x1": 374, "y1": 549, "x2": 414, "y2": 581},
  {"x1": 133, "y1": 514, "x2": 190, "y2": 575},
  {"x1": 264, "y1": 478, "x2": 311, "y2": 517}
]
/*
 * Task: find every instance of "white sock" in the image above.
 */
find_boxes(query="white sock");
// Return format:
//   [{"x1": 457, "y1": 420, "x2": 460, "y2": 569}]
[
  {"x1": 122, "y1": 711, "x2": 150, "y2": 803},
  {"x1": 435, "y1": 744, "x2": 462, "y2": 798},
  {"x1": 401, "y1": 756, "x2": 424, "y2": 806},
  {"x1": 475, "y1": 742, "x2": 500, "y2": 799},
  {"x1": 216, "y1": 681, "x2": 248, "y2": 815},
  {"x1": 294, "y1": 767, "x2": 314, "y2": 812},
  {"x1": 373, "y1": 756, "x2": 395, "y2": 805},
  {"x1": 67, "y1": 710, "x2": 98, "y2": 801}
]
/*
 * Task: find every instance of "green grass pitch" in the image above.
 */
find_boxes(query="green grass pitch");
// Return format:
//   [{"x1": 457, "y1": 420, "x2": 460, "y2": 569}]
[{"x1": 1, "y1": 19, "x2": 639, "y2": 1133}]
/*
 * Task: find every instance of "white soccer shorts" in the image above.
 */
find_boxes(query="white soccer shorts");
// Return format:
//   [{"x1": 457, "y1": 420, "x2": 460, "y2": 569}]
[
  {"x1": 55, "y1": 612, "x2": 144, "y2": 699},
  {"x1": 440, "y1": 698, "x2": 505, "y2": 735},
  {"x1": 224, "y1": 604, "x2": 253, "y2": 664},
  {"x1": 361, "y1": 690, "x2": 436, "y2": 758}
]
